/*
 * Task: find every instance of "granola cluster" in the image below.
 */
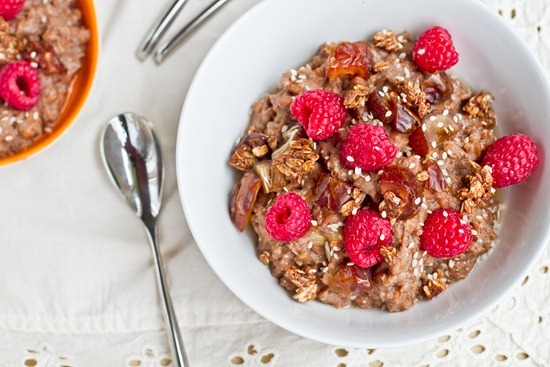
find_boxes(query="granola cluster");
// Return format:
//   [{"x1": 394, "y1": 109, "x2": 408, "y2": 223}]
[
  {"x1": 344, "y1": 84, "x2": 370, "y2": 109},
  {"x1": 273, "y1": 139, "x2": 319, "y2": 185},
  {"x1": 463, "y1": 91, "x2": 496, "y2": 127},
  {"x1": 340, "y1": 188, "x2": 366, "y2": 217},
  {"x1": 457, "y1": 162, "x2": 495, "y2": 214},
  {"x1": 372, "y1": 29, "x2": 409, "y2": 52},
  {"x1": 229, "y1": 133, "x2": 271, "y2": 171},
  {"x1": 0, "y1": 20, "x2": 25, "y2": 63},
  {"x1": 284, "y1": 265, "x2": 318, "y2": 303},
  {"x1": 395, "y1": 80, "x2": 430, "y2": 118},
  {"x1": 423, "y1": 269, "x2": 447, "y2": 299},
  {"x1": 380, "y1": 245, "x2": 397, "y2": 265}
]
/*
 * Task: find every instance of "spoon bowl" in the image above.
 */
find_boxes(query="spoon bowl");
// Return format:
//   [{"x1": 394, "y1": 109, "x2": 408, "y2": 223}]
[
  {"x1": 100, "y1": 112, "x2": 188, "y2": 367},
  {"x1": 101, "y1": 112, "x2": 163, "y2": 222}
]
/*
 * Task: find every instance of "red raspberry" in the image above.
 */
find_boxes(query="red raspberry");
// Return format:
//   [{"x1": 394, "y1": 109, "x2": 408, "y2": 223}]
[
  {"x1": 343, "y1": 209, "x2": 392, "y2": 268},
  {"x1": 481, "y1": 133, "x2": 539, "y2": 188},
  {"x1": 341, "y1": 123, "x2": 398, "y2": 172},
  {"x1": 290, "y1": 89, "x2": 347, "y2": 141},
  {"x1": 413, "y1": 26, "x2": 459, "y2": 73},
  {"x1": 0, "y1": 0, "x2": 25, "y2": 20},
  {"x1": 0, "y1": 60, "x2": 41, "y2": 111},
  {"x1": 265, "y1": 192, "x2": 311, "y2": 242},
  {"x1": 420, "y1": 209, "x2": 472, "y2": 258}
]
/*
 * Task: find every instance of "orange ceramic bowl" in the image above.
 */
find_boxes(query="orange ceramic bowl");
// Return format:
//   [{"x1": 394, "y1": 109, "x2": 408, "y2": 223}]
[{"x1": 0, "y1": 0, "x2": 99, "y2": 166}]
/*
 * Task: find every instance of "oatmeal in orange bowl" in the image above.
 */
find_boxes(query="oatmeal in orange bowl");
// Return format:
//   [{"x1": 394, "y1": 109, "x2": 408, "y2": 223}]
[{"x1": 0, "y1": 0, "x2": 98, "y2": 166}]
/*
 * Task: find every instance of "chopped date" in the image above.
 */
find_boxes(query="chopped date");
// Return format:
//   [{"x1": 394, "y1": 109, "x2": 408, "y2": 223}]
[
  {"x1": 326, "y1": 41, "x2": 371, "y2": 79},
  {"x1": 230, "y1": 172, "x2": 262, "y2": 232},
  {"x1": 422, "y1": 72, "x2": 454, "y2": 104},
  {"x1": 379, "y1": 166, "x2": 419, "y2": 219}
]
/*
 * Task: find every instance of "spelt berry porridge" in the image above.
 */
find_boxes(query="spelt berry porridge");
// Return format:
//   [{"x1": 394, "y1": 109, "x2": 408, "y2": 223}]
[
  {"x1": 0, "y1": 0, "x2": 90, "y2": 158},
  {"x1": 228, "y1": 27, "x2": 539, "y2": 311}
]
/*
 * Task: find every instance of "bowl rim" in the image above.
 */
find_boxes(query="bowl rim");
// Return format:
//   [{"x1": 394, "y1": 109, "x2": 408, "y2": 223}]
[
  {"x1": 176, "y1": 0, "x2": 550, "y2": 348},
  {"x1": 0, "y1": 0, "x2": 99, "y2": 167}
]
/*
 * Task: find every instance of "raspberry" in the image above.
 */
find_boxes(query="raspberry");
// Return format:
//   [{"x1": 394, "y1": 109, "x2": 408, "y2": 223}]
[
  {"x1": 343, "y1": 209, "x2": 392, "y2": 268},
  {"x1": 0, "y1": 61, "x2": 41, "y2": 111},
  {"x1": 0, "y1": 0, "x2": 25, "y2": 20},
  {"x1": 413, "y1": 26, "x2": 459, "y2": 73},
  {"x1": 341, "y1": 123, "x2": 398, "y2": 172},
  {"x1": 265, "y1": 192, "x2": 311, "y2": 242},
  {"x1": 420, "y1": 209, "x2": 472, "y2": 258},
  {"x1": 290, "y1": 89, "x2": 347, "y2": 141},
  {"x1": 481, "y1": 133, "x2": 539, "y2": 188}
]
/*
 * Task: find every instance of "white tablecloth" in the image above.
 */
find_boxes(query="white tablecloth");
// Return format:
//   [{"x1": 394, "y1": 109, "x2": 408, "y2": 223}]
[{"x1": 1, "y1": 0, "x2": 549, "y2": 366}]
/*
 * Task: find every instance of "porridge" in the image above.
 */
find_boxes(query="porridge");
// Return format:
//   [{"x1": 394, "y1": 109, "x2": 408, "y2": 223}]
[
  {"x1": 0, "y1": 0, "x2": 90, "y2": 158},
  {"x1": 228, "y1": 27, "x2": 539, "y2": 311}
]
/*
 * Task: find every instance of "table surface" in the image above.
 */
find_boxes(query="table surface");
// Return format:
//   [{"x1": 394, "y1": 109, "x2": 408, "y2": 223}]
[{"x1": 1, "y1": 0, "x2": 549, "y2": 366}]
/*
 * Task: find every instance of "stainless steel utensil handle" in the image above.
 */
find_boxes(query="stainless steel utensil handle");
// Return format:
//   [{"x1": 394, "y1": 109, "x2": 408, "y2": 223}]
[
  {"x1": 154, "y1": 0, "x2": 231, "y2": 64},
  {"x1": 137, "y1": 0, "x2": 190, "y2": 61},
  {"x1": 145, "y1": 222, "x2": 189, "y2": 367}
]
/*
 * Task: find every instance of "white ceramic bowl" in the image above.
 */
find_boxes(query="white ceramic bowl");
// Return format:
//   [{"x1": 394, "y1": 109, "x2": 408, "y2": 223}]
[{"x1": 176, "y1": 0, "x2": 550, "y2": 347}]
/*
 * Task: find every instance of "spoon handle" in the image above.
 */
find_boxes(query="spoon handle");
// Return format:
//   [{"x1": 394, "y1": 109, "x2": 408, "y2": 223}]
[
  {"x1": 137, "y1": 0, "x2": 190, "y2": 61},
  {"x1": 154, "y1": 0, "x2": 231, "y2": 64},
  {"x1": 145, "y1": 222, "x2": 189, "y2": 367}
]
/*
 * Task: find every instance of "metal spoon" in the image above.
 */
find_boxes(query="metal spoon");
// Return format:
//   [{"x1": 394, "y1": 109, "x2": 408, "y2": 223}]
[{"x1": 100, "y1": 112, "x2": 189, "y2": 367}]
